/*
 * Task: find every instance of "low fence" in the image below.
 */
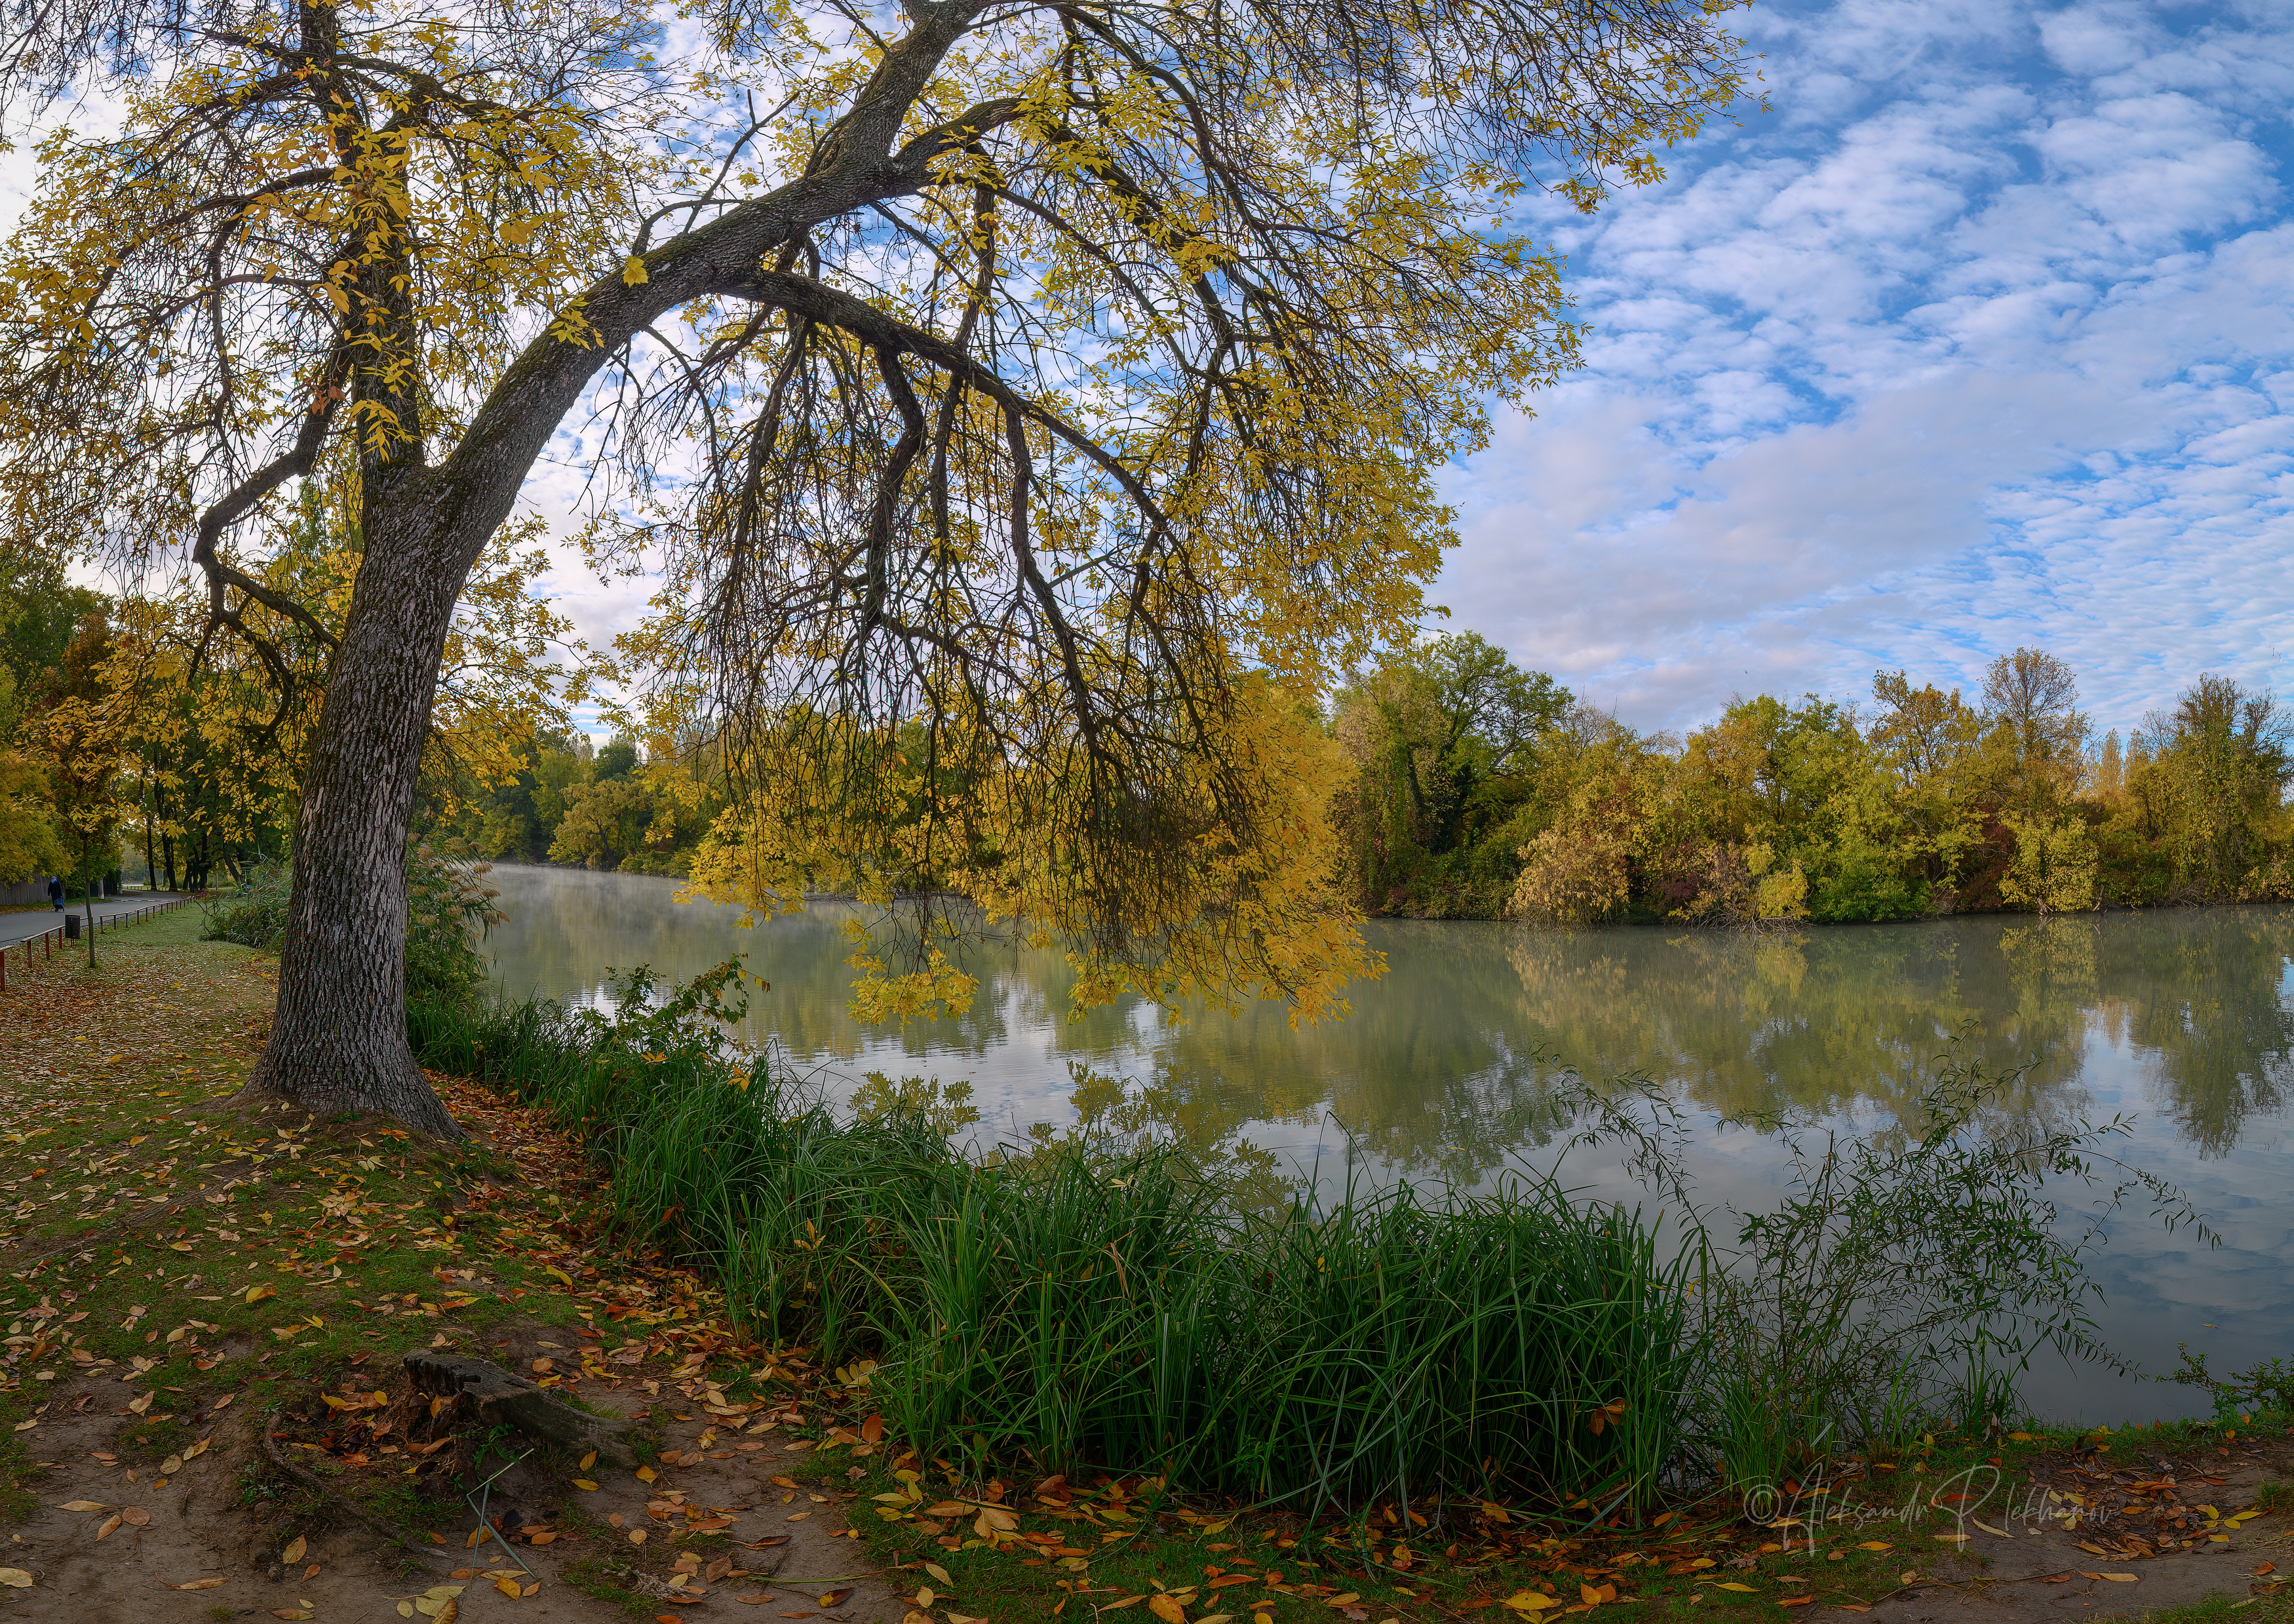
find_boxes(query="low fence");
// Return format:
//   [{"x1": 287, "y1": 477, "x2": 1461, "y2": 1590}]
[{"x1": 0, "y1": 897, "x2": 190, "y2": 994}]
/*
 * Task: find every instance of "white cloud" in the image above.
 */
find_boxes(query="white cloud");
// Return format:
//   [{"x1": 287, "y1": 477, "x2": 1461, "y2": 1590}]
[{"x1": 1439, "y1": 0, "x2": 2294, "y2": 737}]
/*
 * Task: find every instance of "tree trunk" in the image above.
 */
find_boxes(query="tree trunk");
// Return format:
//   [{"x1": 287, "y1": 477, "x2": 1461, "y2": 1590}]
[{"x1": 238, "y1": 484, "x2": 477, "y2": 1139}]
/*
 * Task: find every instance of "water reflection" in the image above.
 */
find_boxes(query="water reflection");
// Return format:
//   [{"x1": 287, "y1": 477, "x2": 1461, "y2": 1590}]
[
  {"x1": 484, "y1": 868, "x2": 2294, "y2": 1171},
  {"x1": 483, "y1": 866, "x2": 2294, "y2": 1421}
]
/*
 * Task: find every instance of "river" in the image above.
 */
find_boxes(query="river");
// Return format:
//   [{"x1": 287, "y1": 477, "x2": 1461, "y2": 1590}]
[{"x1": 481, "y1": 862, "x2": 2294, "y2": 1425}]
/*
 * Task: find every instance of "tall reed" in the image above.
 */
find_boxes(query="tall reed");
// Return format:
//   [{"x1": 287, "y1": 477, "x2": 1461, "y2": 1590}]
[{"x1": 409, "y1": 965, "x2": 1694, "y2": 1513}]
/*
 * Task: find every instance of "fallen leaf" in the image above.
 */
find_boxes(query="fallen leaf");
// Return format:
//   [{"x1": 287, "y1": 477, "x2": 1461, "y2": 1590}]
[
  {"x1": 1499, "y1": 1593, "x2": 1557, "y2": 1613},
  {"x1": 1856, "y1": 1541, "x2": 1892, "y2": 1552},
  {"x1": 172, "y1": 1577, "x2": 226, "y2": 1590},
  {"x1": 925, "y1": 1562, "x2": 953, "y2": 1587},
  {"x1": 0, "y1": 1570, "x2": 31, "y2": 1589},
  {"x1": 283, "y1": 1536, "x2": 306, "y2": 1564},
  {"x1": 246, "y1": 1284, "x2": 276, "y2": 1304},
  {"x1": 59, "y1": 1500, "x2": 107, "y2": 1512},
  {"x1": 161, "y1": 1454, "x2": 184, "y2": 1475},
  {"x1": 271, "y1": 1612, "x2": 312, "y2": 1621},
  {"x1": 733, "y1": 1598, "x2": 775, "y2": 1607},
  {"x1": 496, "y1": 1576, "x2": 521, "y2": 1598},
  {"x1": 1579, "y1": 1581, "x2": 1616, "y2": 1604},
  {"x1": 96, "y1": 1513, "x2": 122, "y2": 1539},
  {"x1": 573, "y1": 1479, "x2": 600, "y2": 1492},
  {"x1": 2095, "y1": 1573, "x2": 2139, "y2": 1583},
  {"x1": 636, "y1": 1465, "x2": 657, "y2": 1483},
  {"x1": 1149, "y1": 1602, "x2": 1187, "y2": 1624},
  {"x1": 400, "y1": 1605, "x2": 415, "y2": 1618},
  {"x1": 818, "y1": 1590, "x2": 853, "y2": 1607},
  {"x1": 121, "y1": 1507, "x2": 150, "y2": 1527},
  {"x1": 1717, "y1": 1582, "x2": 1756, "y2": 1593},
  {"x1": 1779, "y1": 1598, "x2": 1814, "y2": 1609}
]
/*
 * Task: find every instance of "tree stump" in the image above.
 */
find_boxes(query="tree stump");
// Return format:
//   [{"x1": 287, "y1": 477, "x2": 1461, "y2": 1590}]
[{"x1": 400, "y1": 1349, "x2": 641, "y2": 1467}]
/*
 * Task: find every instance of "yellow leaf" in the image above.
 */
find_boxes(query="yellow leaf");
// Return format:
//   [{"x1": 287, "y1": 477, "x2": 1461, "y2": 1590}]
[
  {"x1": 1149, "y1": 1596, "x2": 1187, "y2": 1623},
  {"x1": 96, "y1": 1513, "x2": 122, "y2": 1539},
  {"x1": 1856, "y1": 1540, "x2": 1892, "y2": 1551},
  {"x1": 581, "y1": 1452, "x2": 597, "y2": 1470},
  {"x1": 59, "y1": 1500, "x2": 107, "y2": 1512},
  {"x1": 2095, "y1": 1573, "x2": 2139, "y2": 1582},
  {"x1": 496, "y1": 1576, "x2": 520, "y2": 1598},
  {"x1": 1717, "y1": 1582, "x2": 1757, "y2": 1591},
  {"x1": 172, "y1": 1578, "x2": 225, "y2": 1590},
  {"x1": 925, "y1": 1562, "x2": 953, "y2": 1586},
  {"x1": 1500, "y1": 1593, "x2": 1558, "y2": 1613},
  {"x1": 245, "y1": 1284, "x2": 277, "y2": 1304},
  {"x1": 161, "y1": 1455, "x2": 184, "y2": 1475},
  {"x1": 1324, "y1": 1597, "x2": 1360, "y2": 1609},
  {"x1": 573, "y1": 1479, "x2": 600, "y2": 1492},
  {"x1": 283, "y1": 1536, "x2": 306, "y2": 1564},
  {"x1": 635, "y1": 1465, "x2": 656, "y2": 1483},
  {"x1": 0, "y1": 1569, "x2": 31, "y2": 1588},
  {"x1": 621, "y1": 258, "x2": 648, "y2": 286},
  {"x1": 399, "y1": 1605, "x2": 414, "y2": 1618}
]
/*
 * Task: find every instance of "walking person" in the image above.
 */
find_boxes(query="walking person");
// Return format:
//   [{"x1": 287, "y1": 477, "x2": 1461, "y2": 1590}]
[{"x1": 47, "y1": 874, "x2": 63, "y2": 912}]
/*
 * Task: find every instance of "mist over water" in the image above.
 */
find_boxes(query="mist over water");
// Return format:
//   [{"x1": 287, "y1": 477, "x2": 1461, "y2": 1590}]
[{"x1": 483, "y1": 863, "x2": 2294, "y2": 1426}]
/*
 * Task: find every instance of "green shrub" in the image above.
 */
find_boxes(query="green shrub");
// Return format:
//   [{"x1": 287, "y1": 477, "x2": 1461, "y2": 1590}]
[{"x1": 198, "y1": 858, "x2": 294, "y2": 947}]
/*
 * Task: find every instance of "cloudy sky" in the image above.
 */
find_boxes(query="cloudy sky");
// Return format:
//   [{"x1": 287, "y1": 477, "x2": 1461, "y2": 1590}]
[
  {"x1": 12, "y1": 0, "x2": 2288, "y2": 743},
  {"x1": 1441, "y1": 0, "x2": 2294, "y2": 736}
]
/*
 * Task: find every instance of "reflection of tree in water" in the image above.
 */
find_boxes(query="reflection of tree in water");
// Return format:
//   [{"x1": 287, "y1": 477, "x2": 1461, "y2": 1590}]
[
  {"x1": 1504, "y1": 921, "x2": 2095, "y2": 1136},
  {"x1": 2093, "y1": 909, "x2": 2294, "y2": 1157},
  {"x1": 487, "y1": 869, "x2": 2294, "y2": 1170}
]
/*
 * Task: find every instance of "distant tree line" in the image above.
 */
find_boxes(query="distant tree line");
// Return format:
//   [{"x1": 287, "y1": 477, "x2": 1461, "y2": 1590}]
[{"x1": 1335, "y1": 637, "x2": 2293, "y2": 925}]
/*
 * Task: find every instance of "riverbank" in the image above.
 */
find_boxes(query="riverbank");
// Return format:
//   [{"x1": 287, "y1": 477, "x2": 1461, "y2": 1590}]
[{"x1": 3, "y1": 917, "x2": 2290, "y2": 1621}]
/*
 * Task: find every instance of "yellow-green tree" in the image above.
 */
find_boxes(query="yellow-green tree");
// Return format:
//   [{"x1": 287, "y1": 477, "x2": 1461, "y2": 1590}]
[{"x1": 0, "y1": 0, "x2": 1751, "y2": 1129}]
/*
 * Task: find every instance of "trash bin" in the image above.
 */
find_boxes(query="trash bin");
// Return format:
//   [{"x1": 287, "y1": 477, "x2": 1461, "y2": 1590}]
[{"x1": 64, "y1": 914, "x2": 80, "y2": 940}]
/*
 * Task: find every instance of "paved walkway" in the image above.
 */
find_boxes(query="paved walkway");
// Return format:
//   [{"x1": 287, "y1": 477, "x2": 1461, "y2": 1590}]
[{"x1": 0, "y1": 893, "x2": 185, "y2": 950}]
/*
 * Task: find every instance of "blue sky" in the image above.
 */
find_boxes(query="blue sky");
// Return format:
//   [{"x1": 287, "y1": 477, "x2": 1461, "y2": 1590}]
[
  {"x1": 1439, "y1": 0, "x2": 2294, "y2": 737},
  {"x1": 13, "y1": 1, "x2": 2287, "y2": 744}
]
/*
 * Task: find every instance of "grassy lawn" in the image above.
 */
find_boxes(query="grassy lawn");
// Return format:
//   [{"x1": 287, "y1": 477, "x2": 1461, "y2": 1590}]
[{"x1": 1, "y1": 908, "x2": 2286, "y2": 1623}]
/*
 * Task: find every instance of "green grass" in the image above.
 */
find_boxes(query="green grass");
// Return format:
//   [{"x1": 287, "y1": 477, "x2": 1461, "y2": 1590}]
[{"x1": 410, "y1": 971, "x2": 1695, "y2": 1515}]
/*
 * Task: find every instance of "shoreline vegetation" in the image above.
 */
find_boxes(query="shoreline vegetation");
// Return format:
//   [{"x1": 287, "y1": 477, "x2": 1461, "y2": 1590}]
[
  {"x1": 1, "y1": 910, "x2": 2289, "y2": 1619},
  {"x1": 406, "y1": 954, "x2": 2269, "y2": 1504},
  {"x1": 410, "y1": 639, "x2": 2294, "y2": 943},
  {"x1": 1331, "y1": 642, "x2": 2294, "y2": 928}
]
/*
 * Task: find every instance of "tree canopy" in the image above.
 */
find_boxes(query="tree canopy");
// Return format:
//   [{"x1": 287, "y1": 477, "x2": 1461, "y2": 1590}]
[{"x1": 0, "y1": 0, "x2": 1754, "y2": 1131}]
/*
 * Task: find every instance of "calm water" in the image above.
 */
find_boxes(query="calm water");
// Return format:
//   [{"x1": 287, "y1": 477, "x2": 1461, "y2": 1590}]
[{"x1": 482, "y1": 864, "x2": 2294, "y2": 1424}]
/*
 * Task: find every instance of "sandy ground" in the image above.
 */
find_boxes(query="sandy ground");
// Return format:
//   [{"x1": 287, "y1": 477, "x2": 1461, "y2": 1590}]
[{"x1": 0, "y1": 1349, "x2": 927, "y2": 1623}]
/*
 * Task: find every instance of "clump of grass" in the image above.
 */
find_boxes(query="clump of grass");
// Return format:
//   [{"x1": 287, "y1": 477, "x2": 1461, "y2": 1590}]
[
  {"x1": 416, "y1": 962, "x2": 2219, "y2": 1520},
  {"x1": 412, "y1": 963, "x2": 1695, "y2": 1514}
]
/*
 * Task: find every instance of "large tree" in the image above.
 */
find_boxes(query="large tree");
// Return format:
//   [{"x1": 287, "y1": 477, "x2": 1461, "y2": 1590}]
[{"x1": 0, "y1": 0, "x2": 1749, "y2": 1135}]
